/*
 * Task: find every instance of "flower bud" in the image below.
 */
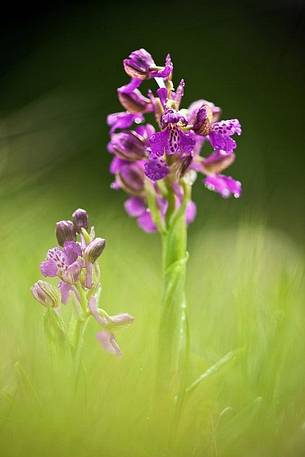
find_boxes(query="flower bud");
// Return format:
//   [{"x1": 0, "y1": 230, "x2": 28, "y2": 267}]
[
  {"x1": 84, "y1": 238, "x2": 106, "y2": 263},
  {"x1": 31, "y1": 280, "x2": 59, "y2": 308},
  {"x1": 123, "y1": 49, "x2": 155, "y2": 79},
  {"x1": 55, "y1": 220, "x2": 75, "y2": 246},
  {"x1": 72, "y1": 208, "x2": 89, "y2": 233},
  {"x1": 109, "y1": 132, "x2": 145, "y2": 161},
  {"x1": 117, "y1": 163, "x2": 145, "y2": 195}
]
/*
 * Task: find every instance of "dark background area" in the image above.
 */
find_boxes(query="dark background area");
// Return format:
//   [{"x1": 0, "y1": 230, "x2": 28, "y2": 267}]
[{"x1": 0, "y1": 0, "x2": 304, "y2": 243}]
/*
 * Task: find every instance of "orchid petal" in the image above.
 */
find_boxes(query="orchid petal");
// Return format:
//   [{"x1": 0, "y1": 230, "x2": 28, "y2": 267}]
[
  {"x1": 96, "y1": 331, "x2": 122, "y2": 356},
  {"x1": 40, "y1": 259, "x2": 57, "y2": 277},
  {"x1": 124, "y1": 197, "x2": 146, "y2": 218}
]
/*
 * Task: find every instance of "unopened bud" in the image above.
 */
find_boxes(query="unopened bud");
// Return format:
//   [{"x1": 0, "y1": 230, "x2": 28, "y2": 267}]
[
  {"x1": 72, "y1": 208, "x2": 89, "y2": 233},
  {"x1": 31, "y1": 280, "x2": 59, "y2": 308},
  {"x1": 84, "y1": 238, "x2": 106, "y2": 263},
  {"x1": 56, "y1": 220, "x2": 75, "y2": 246},
  {"x1": 123, "y1": 48, "x2": 155, "y2": 80}
]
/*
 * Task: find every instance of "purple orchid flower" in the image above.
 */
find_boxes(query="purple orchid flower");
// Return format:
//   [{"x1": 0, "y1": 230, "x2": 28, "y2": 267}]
[
  {"x1": 189, "y1": 101, "x2": 241, "y2": 156},
  {"x1": 40, "y1": 240, "x2": 83, "y2": 303},
  {"x1": 40, "y1": 241, "x2": 82, "y2": 281},
  {"x1": 144, "y1": 108, "x2": 196, "y2": 181},
  {"x1": 107, "y1": 48, "x2": 243, "y2": 230}
]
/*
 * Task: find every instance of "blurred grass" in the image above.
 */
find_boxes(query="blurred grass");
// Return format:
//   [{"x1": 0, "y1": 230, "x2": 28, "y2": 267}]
[
  {"x1": 1, "y1": 1, "x2": 305, "y2": 455},
  {"x1": 0, "y1": 169, "x2": 305, "y2": 457}
]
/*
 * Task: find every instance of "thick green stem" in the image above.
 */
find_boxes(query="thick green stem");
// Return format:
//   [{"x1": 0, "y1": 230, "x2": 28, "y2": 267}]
[{"x1": 156, "y1": 190, "x2": 190, "y2": 418}]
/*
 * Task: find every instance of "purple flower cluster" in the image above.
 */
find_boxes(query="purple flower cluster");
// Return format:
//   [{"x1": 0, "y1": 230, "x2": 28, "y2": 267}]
[
  {"x1": 39, "y1": 209, "x2": 104, "y2": 303},
  {"x1": 107, "y1": 49, "x2": 242, "y2": 231},
  {"x1": 31, "y1": 209, "x2": 133, "y2": 355}
]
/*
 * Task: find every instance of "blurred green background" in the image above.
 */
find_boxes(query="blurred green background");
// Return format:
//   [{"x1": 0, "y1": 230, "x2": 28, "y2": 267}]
[{"x1": 0, "y1": 1, "x2": 305, "y2": 456}]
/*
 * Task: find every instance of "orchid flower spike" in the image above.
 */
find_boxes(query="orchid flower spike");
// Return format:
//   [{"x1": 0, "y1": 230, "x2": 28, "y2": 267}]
[
  {"x1": 107, "y1": 49, "x2": 242, "y2": 232},
  {"x1": 31, "y1": 208, "x2": 134, "y2": 356}
]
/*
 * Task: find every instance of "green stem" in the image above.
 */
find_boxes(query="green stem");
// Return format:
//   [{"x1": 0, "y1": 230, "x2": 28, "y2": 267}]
[
  {"x1": 71, "y1": 316, "x2": 90, "y2": 392},
  {"x1": 156, "y1": 183, "x2": 190, "y2": 423},
  {"x1": 75, "y1": 282, "x2": 88, "y2": 315},
  {"x1": 71, "y1": 282, "x2": 91, "y2": 389},
  {"x1": 145, "y1": 180, "x2": 166, "y2": 234}
]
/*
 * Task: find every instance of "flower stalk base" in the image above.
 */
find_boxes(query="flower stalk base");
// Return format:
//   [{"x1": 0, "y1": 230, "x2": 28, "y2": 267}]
[{"x1": 156, "y1": 202, "x2": 190, "y2": 427}]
